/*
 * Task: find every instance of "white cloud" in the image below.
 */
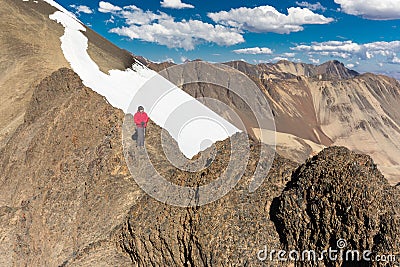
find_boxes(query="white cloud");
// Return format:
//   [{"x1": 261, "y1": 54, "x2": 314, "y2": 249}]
[
  {"x1": 334, "y1": 0, "x2": 400, "y2": 20},
  {"x1": 180, "y1": 56, "x2": 188, "y2": 62},
  {"x1": 296, "y1": 1, "x2": 327, "y2": 11},
  {"x1": 208, "y1": 6, "x2": 333, "y2": 34},
  {"x1": 105, "y1": 15, "x2": 115, "y2": 24},
  {"x1": 119, "y1": 6, "x2": 172, "y2": 26},
  {"x1": 346, "y1": 63, "x2": 355, "y2": 68},
  {"x1": 273, "y1": 56, "x2": 289, "y2": 62},
  {"x1": 160, "y1": 0, "x2": 194, "y2": 9},
  {"x1": 98, "y1": 2, "x2": 332, "y2": 51},
  {"x1": 292, "y1": 40, "x2": 360, "y2": 58},
  {"x1": 98, "y1": 1, "x2": 122, "y2": 13},
  {"x1": 111, "y1": 20, "x2": 244, "y2": 50},
  {"x1": 70, "y1": 5, "x2": 93, "y2": 14},
  {"x1": 233, "y1": 47, "x2": 273, "y2": 54},
  {"x1": 282, "y1": 52, "x2": 296, "y2": 57},
  {"x1": 309, "y1": 57, "x2": 320, "y2": 64},
  {"x1": 101, "y1": 3, "x2": 243, "y2": 50},
  {"x1": 392, "y1": 57, "x2": 400, "y2": 64},
  {"x1": 165, "y1": 58, "x2": 175, "y2": 63},
  {"x1": 292, "y1": 40, "x2": 400, "y2": 62}
]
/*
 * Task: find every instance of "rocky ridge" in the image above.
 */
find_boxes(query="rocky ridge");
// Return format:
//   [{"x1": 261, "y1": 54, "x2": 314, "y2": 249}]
[{"x1": 1, "y1": 68, "x2": 398, "y2": 266}]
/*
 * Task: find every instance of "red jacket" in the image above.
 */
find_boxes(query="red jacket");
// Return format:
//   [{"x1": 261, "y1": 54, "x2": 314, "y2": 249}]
[{"x1": 134, "y1": 111, "x2": 149, "y2": 128}]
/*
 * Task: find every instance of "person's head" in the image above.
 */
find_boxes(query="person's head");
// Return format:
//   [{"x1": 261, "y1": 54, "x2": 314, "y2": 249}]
[{"x1": 138, "y1": 106, "x2": 144, "y2": 112}]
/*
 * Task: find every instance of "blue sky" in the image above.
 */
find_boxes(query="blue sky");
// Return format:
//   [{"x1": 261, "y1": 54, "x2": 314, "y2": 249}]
[{"x1": 59, "y1": 0, "x2": 400, "y2": 78}]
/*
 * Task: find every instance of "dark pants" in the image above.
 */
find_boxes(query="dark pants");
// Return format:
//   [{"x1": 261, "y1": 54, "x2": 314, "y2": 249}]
[{"x1": 137, "y1": 127, "x2": 145, "y2": 147}]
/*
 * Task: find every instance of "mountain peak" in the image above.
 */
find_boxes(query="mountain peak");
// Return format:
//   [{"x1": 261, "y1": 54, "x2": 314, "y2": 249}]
[{"x1": 316, "y1": 60, "x2": 358, "y2": 79}]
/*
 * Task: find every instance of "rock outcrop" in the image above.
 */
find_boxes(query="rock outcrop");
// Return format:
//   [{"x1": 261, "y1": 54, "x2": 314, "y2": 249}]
[
  {"x1": 272, "y1": 147, "x2": 400, "y2": 266},
  {"x1": 118, "y1": 122, "x2": 296, "y2": 266}
]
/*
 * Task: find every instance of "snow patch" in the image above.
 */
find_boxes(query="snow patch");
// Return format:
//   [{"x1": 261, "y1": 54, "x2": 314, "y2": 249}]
[{"x1": 48, "y1": 5, "x2": 240, "y2": 158}]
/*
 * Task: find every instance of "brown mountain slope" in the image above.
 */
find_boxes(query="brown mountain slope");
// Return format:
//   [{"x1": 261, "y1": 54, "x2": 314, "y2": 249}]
[
  {"x1": 0, "y1": 0, "x2": 135, "y2": 149},
  {"x1": 224, "y1": 60, "x2": 400, "y2": 185},
  {"x1": 0, "y1": 0, "x2": 68, "y2": 148}
]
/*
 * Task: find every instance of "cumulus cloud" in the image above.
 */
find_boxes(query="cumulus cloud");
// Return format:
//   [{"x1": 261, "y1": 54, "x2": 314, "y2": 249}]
[
  {"x1": 233, "y1": 47, "x2": 273, "y2": 54},
  {"x1": 119, "y1": 6, "x2": 172, "y2": 26},
  {"x1": 295, "y1": 1, "x2": 327, "y2": 11},
  {"x1": 334, "y1": 0, "x2": 400, "y2": 20},
  {"x1": 160, "y1": 0, "x2": 194, "y2": 9},
  {"x1": 99, "y1": 2, "x2": 243, "y2": 50},
  {"x1": 70, "y1": 4, "x2": 93, "y2": 14},
  {"x1": 99, "y1": 2, "x2": 333, "y2": 50},
  {"x1": 111, "y1": 20, "x2": 244, "y2": 50},
  {"x1": 208, "y1": 6, "x2": 333, "y2": 34},
  {"x1": 98, "y1": 1, "x2": 122, "y2": 13},
  {"x1": 292, "y1": 40, "x2": 400, "y2": 62}
]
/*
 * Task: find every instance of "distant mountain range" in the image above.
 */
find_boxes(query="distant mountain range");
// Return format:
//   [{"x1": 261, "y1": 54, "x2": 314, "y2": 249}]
[{"x1": 140, "y1": 58, "x2": 400, "y2": 185}]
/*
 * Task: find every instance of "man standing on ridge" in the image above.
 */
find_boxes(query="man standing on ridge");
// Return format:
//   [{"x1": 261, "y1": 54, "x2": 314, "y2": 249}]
[{"x1": 134, "y1": 106, "x2": 149, "y2": 148}]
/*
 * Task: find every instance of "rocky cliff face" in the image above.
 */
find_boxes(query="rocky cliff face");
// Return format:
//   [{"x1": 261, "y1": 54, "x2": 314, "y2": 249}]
[{"x1": 0, "y1": 68, "x2": 296, "y2": 266}]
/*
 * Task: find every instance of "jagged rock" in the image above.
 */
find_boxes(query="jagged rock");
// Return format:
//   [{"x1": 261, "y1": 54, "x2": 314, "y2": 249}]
[
  {"x1": 271, "y1": 146, "x2": 400, "y2": 267},
  {"x1": 116, "y1": 138, "x2": 297, "y2": 266},
  {"x1": 24, "y1": 68, "x2": 85, "y2": 124},
  {"x1": 315, "y1": 60, "x2": 359, "y2": 80}
]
